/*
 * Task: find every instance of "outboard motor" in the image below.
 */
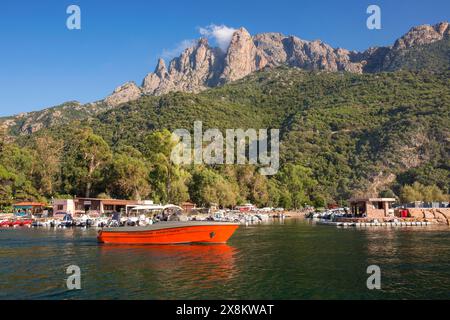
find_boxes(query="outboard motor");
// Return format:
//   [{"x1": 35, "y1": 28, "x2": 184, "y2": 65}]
[
  {"x1": 108, "y1": 212, "x2": 121, "y2": 227},
  {"x1": 61, "y1": 214, "x2": 73, "y2": 227},
  {"x1": 167, "y1": 213, "x2": 181, "y2": 221}
]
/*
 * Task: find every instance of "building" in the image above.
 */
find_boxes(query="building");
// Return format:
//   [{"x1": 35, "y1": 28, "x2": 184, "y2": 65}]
[
  {"x1": 207, "y1": 203, "x2": 219, "y2": 211},
  {"x1": 349, "y1": 198, "x2": 396, "y2": 219},
  {"x1": 75, "y1": 198, "x2": 139, "y2": 216},
  {"x1": 235, "y1": 203, "x2": 255, "y2": 212},
  {"x1": 13, "y1": 202, "x2": 46, "y2": 216},
  {"x1": 53, "y1": 198, "x2": 142, "y2": 216},
  {"x1": 53, "y1": 199, "x2": 75, "y2": 216},
  {"x1": 181, "y1": 202, "x2": 196, "y2": 213}
]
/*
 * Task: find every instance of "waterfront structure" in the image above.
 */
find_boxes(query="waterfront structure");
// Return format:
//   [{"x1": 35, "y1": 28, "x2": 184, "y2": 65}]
[
  {"x1": 13, "y1": 202, "x2": 46, "y2": 216},
  {"x1": 403, "y1": 203, "x2": 450, "y2": 224},
  {"x1": 53, "y1": 198, "x2": 144, "y2": 216},
  {"x1": 235, "y1": 203, "x2": 255, "y2": 212},
  {"x1": 181, "y1": 202, "x2": 196, "y2": 213},
  {"x1": 53, "y1": 199, "x2": 76, "y2": 216},
  {"x1": 348, "y1": 198, "x2": 396, "y2": 219}
]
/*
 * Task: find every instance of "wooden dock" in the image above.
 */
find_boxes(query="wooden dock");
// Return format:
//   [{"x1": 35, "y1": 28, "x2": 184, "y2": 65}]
[{"x1": 315, "y1": 220, "x2": 436, "y2": 227}]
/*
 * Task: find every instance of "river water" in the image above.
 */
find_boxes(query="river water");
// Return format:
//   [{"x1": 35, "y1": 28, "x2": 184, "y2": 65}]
[{"x1": 1, "y1": 218, "x2": 450, "y2": 300}]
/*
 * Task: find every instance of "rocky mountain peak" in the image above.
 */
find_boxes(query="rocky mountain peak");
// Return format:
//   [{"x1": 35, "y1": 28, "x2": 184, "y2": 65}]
[
  {"x1": 104, "y1": 81, "x2": 142, "y2": 107},
  {"x1": 155, "y1": 58, "x2": 168, "y2": 78},
  {"x1": 220, "y1": 27, "x2": 269, "y2": 82},
  {"x1": 2, "y1": 21, "x2": 448, "y2": 138},
  {"x1": 105, "y1": 21, "x2": 449, "y2": 107},
  {"x1": 197, "y1": 37, "x2": 209, "y2": 47},
  {"x1": 436, "y1": 21, "x2": 450, "y2": 35},
  {"x1": 230, "y1": 27, "x2": 252, "y2": 45},
  {"x1": 393, "y1": 21, "x2": 449, "y2": 50}
]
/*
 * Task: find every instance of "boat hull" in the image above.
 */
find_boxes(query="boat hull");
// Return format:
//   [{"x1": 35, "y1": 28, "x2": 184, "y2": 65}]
[{"x1": 97, "y1": 222, "x2": 239, "y2": 244}]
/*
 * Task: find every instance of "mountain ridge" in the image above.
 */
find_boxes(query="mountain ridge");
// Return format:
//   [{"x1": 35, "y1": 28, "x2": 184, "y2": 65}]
[
  {"x1": 1, "y1": 21, "x2": 448, "y2": 135},
  {"x1": 21, "y1": 67, "x2": 450, "y2": 200},
  {"x1": 105, "y1": 21, "x2": 449, "y2": 106}
]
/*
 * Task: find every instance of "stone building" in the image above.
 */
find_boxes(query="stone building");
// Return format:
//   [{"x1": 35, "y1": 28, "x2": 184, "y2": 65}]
[{"x1": 349, "y1": 198, "x2": 396, "y2": 219}]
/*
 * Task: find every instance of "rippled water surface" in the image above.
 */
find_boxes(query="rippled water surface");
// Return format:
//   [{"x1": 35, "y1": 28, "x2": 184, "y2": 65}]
[{"x1": 1, "y1": 219, "x2": 450, "y2": 299}]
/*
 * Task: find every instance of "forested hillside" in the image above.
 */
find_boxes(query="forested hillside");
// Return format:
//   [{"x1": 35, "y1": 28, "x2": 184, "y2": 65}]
[
  {"x1": 1, "y1": 67, "x2": 448, "y2": 210},
  {"x1": 379, "y1": 37, "x2": 450, "y2": 72}
]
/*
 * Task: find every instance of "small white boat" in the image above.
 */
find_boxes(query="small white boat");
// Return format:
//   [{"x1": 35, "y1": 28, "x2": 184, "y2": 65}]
[
  {"x1": 93, "y1": 217, "x2": 109, "y2": 228},
  {"x1": 256, "y1": 213, "x2": 270, "y2": 221},
  {"x1": 75, "y1": 214, "x2": 93, "y2": 227},
  {"x1": 49, "y1": 219, "x2": 61, "y2": 228}
]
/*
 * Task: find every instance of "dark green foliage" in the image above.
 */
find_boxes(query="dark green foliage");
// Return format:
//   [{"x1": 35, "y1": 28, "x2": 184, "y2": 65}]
[
  {"x1": 383, "y1": 38, "x2": 450, "y2": 73},
  {"x1": 1, "y1": 68, "x2": 449, "y2": 208}
]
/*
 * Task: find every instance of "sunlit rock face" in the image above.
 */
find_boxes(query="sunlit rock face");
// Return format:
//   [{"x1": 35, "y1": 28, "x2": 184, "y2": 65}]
[
  {"x1": 103, "y1": 21, "x2": 448, "y2": 106},
  {"x1": 105, "y1": 82, "x2": 142, "y2": 107}
]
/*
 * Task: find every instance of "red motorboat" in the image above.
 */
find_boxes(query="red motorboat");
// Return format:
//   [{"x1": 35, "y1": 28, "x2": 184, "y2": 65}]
[
  {"x1": 21, "y1": 219, "x2": 33, "y2": 226},
  {"x1": 9, "y1": 220, "x2": 22, "y2": 227},
  {"x1": 0, "y1": 220, "x2": 11, "y2": 227},
  {"x1": 98, "y1": 221, "x2": 239, "y2": 245},
  {"x1": 1, "y1": 219, "x2": 34, "y2": 227},
  {"x1": 11, "y1": 220, "x2": 23, "y2": 227}
]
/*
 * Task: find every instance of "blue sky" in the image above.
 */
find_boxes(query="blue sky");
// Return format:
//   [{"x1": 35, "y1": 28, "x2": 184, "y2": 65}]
[{"x1": 0, "y1": 0, "x2": 448, "y2": 116}]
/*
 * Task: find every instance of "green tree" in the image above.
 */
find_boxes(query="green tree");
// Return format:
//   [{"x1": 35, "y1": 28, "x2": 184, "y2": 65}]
[
  {"x1": 0, "y1": 164, "x2": 15, "y2": 208},
  {"x1": 251, "y1": 173, "x2": 269, "y2": 207},
  {"x1": 0, "y1": 127, "x2": 6, "y2": 154},
  {"x1": 267, "y1": 179, "x2": 282, "y2": 208},
  {"x1": 189, "y1": 167, "x2": 237, "y2": 207},
  {"x1": 0, "y1": 143, "x2": 39, "y2": 204},
  {"x1": 30, "y1": 136, "x2": 63, "y2": 197},
  {"x1": 277, "y1": 164, "x2": 317, "y2": 209},
  {"x1": 400, "y1": 183, "x2": 423, "y2": 202},
  {"x1": 144, "y1": 130, "x2": 190, "y2": 203},
  {"x1": 108, "y1": 146, "x2": 150, "y2": 200},
  {"x1": 167, "y1": 166, "x2": 191, "y2": 204},
  {"x1": 65, "y1": 128, "x2": 112, "y2": 198},
  {"x1": 422, "y1": 184, "x2": 447, "y2": 202},
  {"x1": 379, "y1": 189, "x2": 397, "y2": 198},
  {"x1": 400, "y1": 182, "x2": 447, "y2": 203}
]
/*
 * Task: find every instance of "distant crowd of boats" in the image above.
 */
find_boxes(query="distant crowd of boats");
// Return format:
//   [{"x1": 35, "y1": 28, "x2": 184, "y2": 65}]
[
  {"x1": 0, "y1": 207, "x2": 289, "y2": 230},
  {"x1": 305, "y1": 204, "x2": 447, "y2": 227},
  {"x1": 0, "y1": 219, "x2": 34, "y2": 228},
  {"x1": 0, "y1": 209, "x2": 285, "y2": 246},
  {"x1": 305, "y1": 208, "x2": 349, "y2": 220}
]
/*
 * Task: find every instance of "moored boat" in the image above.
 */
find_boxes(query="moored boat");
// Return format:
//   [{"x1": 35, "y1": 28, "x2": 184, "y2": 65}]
[
  {"x1": 75, "y1": 214, "x2": 93, "y2": 227},
  {"x1": 0, "y1": 220, "x2": 10, "y2": 227},
  {"x1": 97, "y1": 221, "x2": 239, "y2": 245},
  {"x1": 60, "y1": 214, "x2": 74, "y2": 227},
  {"x1": 0, "y1": 218, "x2": 33, "y2": 227}
]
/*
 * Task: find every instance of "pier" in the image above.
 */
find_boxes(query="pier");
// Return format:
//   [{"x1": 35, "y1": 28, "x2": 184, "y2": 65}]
[
  {"x1": 309, "y1": 197, "x2": 450, "y2": 228},
  {"x1": 316, "y1": 220, "x2": 435, "y2": 228}
]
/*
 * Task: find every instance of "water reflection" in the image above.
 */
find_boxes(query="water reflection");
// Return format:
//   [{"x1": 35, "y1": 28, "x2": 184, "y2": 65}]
[
  {"x1": 96, "y1": 244, "x2": 239, "y2": 298},
  {"x1": 362, "y1": 226, "x2": 450, "y2": 258},
  {"x1": 359, "y1": 227, "x2": 450, "y2": 299},
  {"x1": 3, "y1": 222, "x2": 450, "y2": 299}
]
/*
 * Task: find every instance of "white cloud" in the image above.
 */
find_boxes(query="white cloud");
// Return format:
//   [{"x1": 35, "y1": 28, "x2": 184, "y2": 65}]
[
  {"x1": 161, "y1": 39, "x2": 197, "y2": 60},
  {"x1": 199, "y1": 24, "x2": 236, "y2": 52},
  {"x1": 160, "y1": 24, "x2": 237, "y2": 61}
]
